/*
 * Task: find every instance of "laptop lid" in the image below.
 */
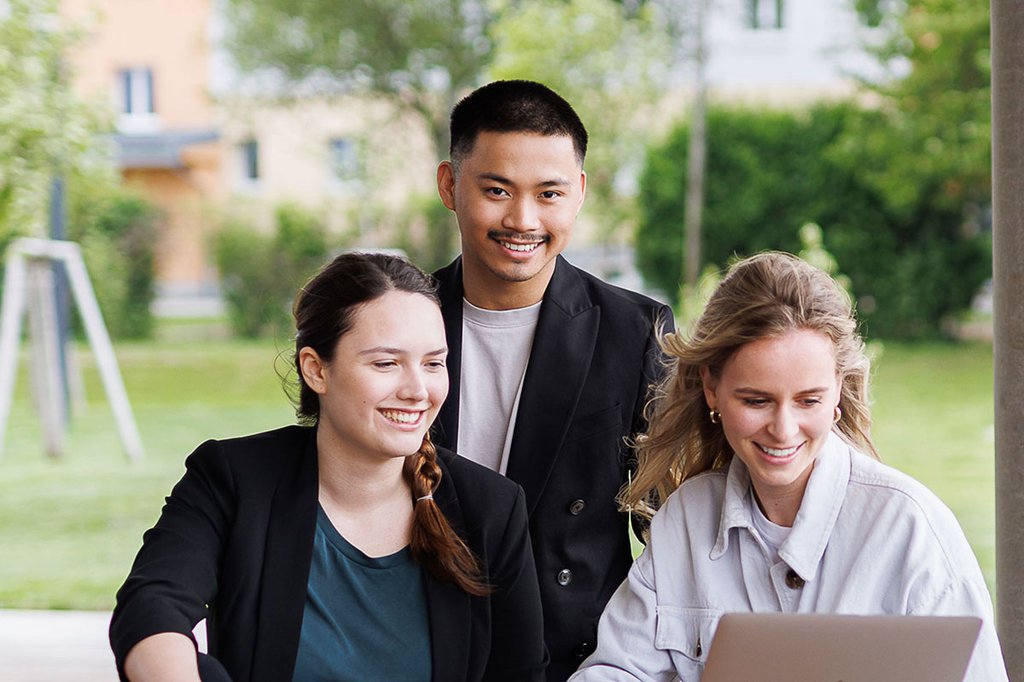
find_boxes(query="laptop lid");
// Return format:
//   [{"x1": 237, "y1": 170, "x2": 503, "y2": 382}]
[{"x1": 702, "y1": 612, "x2": 982, "y2": 682}]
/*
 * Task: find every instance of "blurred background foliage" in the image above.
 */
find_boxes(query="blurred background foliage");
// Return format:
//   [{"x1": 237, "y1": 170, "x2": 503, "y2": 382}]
[
  {"x1": 222, "y1": 0, "x2": 991, "y2": 340},
  {"x1": 0, "y1": 0, "x2": 109, "y2": 240},
  {"x1": 0, "y1": 0, "x2": 993, "y2": 342},
  {"x1": 488, "y1": 0, "x2": 670, "y2": 238},
  {"x1": 0, "y1": 0, "x2": 1001, "y2": 614},
  {"x1": 0, "y1": 0, "x2": 159, "y2": 340},
  {"x1": 214, "y1": 202, "x2": 330, "y2": 339},
  {"x1": 637, "y1": 100, "x2": 990, "y2": 339},
  {"x1": 69, "y1": 187, "x2": 160, "y2": 339},
  {"x1": 222, "y1": 0, "x2": 496, "y2": 160},
  {"x1": 636, "y1": 0, "x2": 990, "y2": 339}
]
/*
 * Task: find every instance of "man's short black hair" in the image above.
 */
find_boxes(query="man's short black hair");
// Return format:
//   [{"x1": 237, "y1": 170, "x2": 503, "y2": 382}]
[{"x1": 449, "y1": 80, "x2": 588, "y2": 170}]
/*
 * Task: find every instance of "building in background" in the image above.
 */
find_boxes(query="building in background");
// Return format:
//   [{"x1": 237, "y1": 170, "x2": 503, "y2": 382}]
[
  {"x1": 704, "y1": 0, "x2": 884, "y2": 101},
  {"x1": 212, "y1": 92, "x2": 438, "y2": 243},
  {"x1": 63, "y1": 0, "x2": 223, "y2": 310},
  {"x1": 58, "y1": 0, "x2": 880, "y2": 309}
]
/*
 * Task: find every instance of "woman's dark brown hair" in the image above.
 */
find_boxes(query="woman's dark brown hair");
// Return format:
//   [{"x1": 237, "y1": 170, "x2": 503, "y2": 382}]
[{"x1": 292, "y1": 251, "x2": 489, "y2": 595}]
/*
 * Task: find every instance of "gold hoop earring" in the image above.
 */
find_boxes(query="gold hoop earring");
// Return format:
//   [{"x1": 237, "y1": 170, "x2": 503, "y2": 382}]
[
  {"x1": 833, "y1": 406, "x2": 842, "y2": 424},
  {"x1": 709, "y1": 408, "x2": 721, "y2": 425}
]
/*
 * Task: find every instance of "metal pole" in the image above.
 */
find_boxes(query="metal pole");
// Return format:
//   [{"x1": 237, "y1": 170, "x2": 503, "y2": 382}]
[
  {"x1": 991, "y1": 0, "x2": 1023, "y2": 676},
  {"x1": 49, "y1": 47, "x2": 71, "y2": 424},
  {"x1": 682, "y1": 0, "x2": 707, "y2": 290},
  {"x1": 49, "y1": 174, "x2": 71, "y2": 423}
]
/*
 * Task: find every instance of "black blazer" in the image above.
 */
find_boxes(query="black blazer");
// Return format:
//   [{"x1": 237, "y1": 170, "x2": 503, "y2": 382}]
[
  {"x1": 109, "y1": 425, "x2": 546, "y2": 681},
  {"x1": 433, "y1": 256, "x2": 672, "y2": 681}
]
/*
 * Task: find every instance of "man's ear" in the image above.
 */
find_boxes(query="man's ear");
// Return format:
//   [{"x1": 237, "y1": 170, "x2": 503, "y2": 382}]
[
  {"x1": 700, "y1": 366, "x2": 717, "y2": 410},
  {"x1": 576, "y1": 170, "x2": 587, "y2": 216},
  {"x1": 437, "y1": 161, "x2": 457, "y2": 211},
  {"x1": 299, "y1": 347, "x2": 328, "y2": 395}
]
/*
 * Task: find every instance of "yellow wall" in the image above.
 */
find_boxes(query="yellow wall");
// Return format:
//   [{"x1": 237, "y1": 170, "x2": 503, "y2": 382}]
[
  {"x1": 122, "y1": 142, "x2": 222, "y2": 288},
  {"x1": 63, "y1": 0, "x2": 214, "y2": 128},
  {"x1": 58, "y1": 1, "x2": 444, "y2": 295},
  {"x1": 62, "y1": 0, "x2": 224, "y2": 293}
]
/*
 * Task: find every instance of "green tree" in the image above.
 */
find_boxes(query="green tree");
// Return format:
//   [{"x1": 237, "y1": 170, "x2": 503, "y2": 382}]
[
  {"x1": 637, "y1": 104, "x2": 878, "y2": 303},
  {"x1": 222, "y1": 0, "x2": 494, "y2": 160},
  {"x1": 846, "y1": 0, "x2": 991, "y2": 219},
  {"x1": 0, "y1": 0, "x2": 158, "y2": 337},
  {"x1": 839, "y1": 0, "x2": 992, "y2": 338},
  {"x1": 488, "y1": 0, "x2": 669, "y2": 238},
  {"x1": 0, "y1": 0, "x2": 112, "y2": 247},
  {"x1": 637, "y1": 0, "x2": 992, "y2": 339},
  {"x1": 636, "y1": 102, "x2": 990, "y2": 339}
]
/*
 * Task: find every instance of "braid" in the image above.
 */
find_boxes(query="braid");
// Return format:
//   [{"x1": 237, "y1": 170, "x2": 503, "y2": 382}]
[{"x1": 403, "y1": 436, "x2": 491, "y2": 596}]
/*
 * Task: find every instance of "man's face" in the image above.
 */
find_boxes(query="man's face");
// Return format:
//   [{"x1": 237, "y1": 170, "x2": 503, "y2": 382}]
[{"x1": 437, "y1": 131, "x2": 586, "y2": 309}]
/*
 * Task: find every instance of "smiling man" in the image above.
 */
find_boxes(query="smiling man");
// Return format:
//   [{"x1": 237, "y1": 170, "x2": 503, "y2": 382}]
[{"x1": 432, "y1": 80, "x2": 674, "y2": 681}]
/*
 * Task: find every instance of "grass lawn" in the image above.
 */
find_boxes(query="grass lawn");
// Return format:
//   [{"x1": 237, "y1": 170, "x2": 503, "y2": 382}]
[
  {"x1": 0, "y1": 327, "x2": 996, "y2": 610},
  {"x1": 869, "y1": 341, "x2": 996, "y2": 594},
  {"x1": 0, "y1": 323, "x2": 293, "y2": 610}
]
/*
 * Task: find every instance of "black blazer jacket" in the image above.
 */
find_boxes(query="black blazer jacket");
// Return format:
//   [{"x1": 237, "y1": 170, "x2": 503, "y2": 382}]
[
  {"x1": 433, "y1": 256, "x2": 672, "y2": 681},
  {"x1": 109, "y1": 425, "x2": 546, "y2": 681}
]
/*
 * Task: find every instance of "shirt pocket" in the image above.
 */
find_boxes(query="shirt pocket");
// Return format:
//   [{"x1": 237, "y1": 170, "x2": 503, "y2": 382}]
[{"x1": 655, "y1": 606, "x2": 721, "y2": 678}]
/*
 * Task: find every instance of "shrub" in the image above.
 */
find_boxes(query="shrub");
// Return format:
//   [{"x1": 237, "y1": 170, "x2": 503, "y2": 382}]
[
  {"x1": 392, "y1": 194, "x2": 459, "y2": 273},
  {"x1": 214, "y1": 203, "x2": 329, "y2": 338},
  {"x1": 69, "y1": 191, "x2": 159, "y2": 339},
  {"x1": 635, "y1": 102, "x2": 990, "y2": 339}
]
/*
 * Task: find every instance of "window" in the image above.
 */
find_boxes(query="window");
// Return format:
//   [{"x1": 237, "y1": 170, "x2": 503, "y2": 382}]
[
  {"x1": 240, "y1": 139, "x2": 259, "y2": 181},
  {"x1": 116, "y1": 67, "x2": 159, "y2": 133},
  {"x1": 329, "y1": 137, "x2": 362, "y2": 180},
  {"x1": 118, "y1": 67, "x2": 154, "y2": 115},
  {"x1": 328, "y1": 137, "x2": 361, "y2": 185},
  {"x1": 747, "y1": 0, "x2": 783, "y2": 29}
]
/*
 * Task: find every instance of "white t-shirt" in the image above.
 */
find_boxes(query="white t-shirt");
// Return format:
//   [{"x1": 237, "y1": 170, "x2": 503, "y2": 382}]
[
  {"x1": 750, "y1": 494, "x2": 792, "y2": 566},
  {"x1": 456, "y1": 298, "x2": 541, "y2": 474}
]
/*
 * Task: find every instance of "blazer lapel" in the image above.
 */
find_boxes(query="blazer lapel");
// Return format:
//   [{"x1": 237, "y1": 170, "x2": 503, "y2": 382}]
[
  {"x1": 505, "y1": 257, "x2": 598, "y2": 513},
  {"x1": 251, "y1": 429, "x2": 319, "y2": 682},
  {"x1": 428, "y1": 457, "x2": 472, "y2": 681},
  {"x1": 434, "y1": 258, "x2": 464, "y2": 449}
]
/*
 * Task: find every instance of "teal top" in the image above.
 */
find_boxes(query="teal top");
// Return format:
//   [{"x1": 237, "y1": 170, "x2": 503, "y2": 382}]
[{"x1": 291, "y1": 505, "x2": 431, "y2": 681}]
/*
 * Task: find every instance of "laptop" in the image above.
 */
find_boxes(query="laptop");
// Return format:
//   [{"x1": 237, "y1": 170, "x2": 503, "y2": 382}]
[{"x1": 702, "y1": 612, "x2": 982, "y2": 682}]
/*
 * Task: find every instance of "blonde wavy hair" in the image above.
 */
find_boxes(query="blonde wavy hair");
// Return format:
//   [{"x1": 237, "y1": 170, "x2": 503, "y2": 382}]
[{"x1": 620, "y1": 252, "x2": 878, "y2": 522}]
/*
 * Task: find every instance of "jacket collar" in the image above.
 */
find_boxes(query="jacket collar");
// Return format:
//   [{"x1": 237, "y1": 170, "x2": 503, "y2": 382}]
[
  {"x1": 505, "y1": 256, "x2": 598, "y2": 511},
  {"x1": 433, "y1": 256, "x2": 598, "y2": 512},
  {"x1": 434, "y1": 258, "x2": 465, "y2": 451},
  {"x1": 252, "y1": 427, "x2": 319, "y2": 681},
  {"x1": 711, "y1": 431, "x2": 853, "y2": 582},
  {"x1": 426, "y1": 450, "x2": 473, "y2": 681},
  {"x1": 247, "y1": 430, "x2": 475, "y2": 681}
]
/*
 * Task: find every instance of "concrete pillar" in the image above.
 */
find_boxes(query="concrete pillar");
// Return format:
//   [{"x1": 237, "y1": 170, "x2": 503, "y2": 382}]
[{"x1": 992, "y1": 0, "x2": 1024, "y2": 677}]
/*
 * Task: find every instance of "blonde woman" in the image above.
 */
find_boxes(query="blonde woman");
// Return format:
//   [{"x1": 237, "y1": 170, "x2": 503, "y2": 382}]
[{"x1": 571, "y1": 252, "x2": 1005, "y2": 681}]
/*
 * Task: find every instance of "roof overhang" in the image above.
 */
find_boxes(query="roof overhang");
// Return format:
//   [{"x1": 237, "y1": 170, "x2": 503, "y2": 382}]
[{"x1": 113, "y1": 130, "x2": 219, "y2": 169}]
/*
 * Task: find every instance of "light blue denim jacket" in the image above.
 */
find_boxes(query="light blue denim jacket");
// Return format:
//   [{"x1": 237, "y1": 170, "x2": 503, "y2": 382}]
[{"x1": 571, "y1": 432, "x2": 1007, "y2": 681}]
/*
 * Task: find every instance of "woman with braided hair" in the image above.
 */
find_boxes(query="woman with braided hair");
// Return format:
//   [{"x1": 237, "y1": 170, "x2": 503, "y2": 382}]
[{"x1": 110, "y1": 252, "x2": 546, "y2": 682}]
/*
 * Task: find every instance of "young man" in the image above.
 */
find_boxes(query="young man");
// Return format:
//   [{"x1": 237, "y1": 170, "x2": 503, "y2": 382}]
[{"x1": 433, "y1": 80, "x2": 673, "y2": 681}]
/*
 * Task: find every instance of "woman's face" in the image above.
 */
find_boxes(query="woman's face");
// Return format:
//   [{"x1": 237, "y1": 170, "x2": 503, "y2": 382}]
[
  {"x1": 702, "y1": 328, "x2": 841, "y2": 522},
  {"x1": 301, "y1": 290, "x2": 449, "y2": 464}
]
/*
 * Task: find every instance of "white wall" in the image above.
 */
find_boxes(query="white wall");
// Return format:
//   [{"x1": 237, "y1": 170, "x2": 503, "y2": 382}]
[{"x1": 704, "y1": 0, "x2": 888, "y2": 100}]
